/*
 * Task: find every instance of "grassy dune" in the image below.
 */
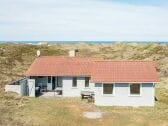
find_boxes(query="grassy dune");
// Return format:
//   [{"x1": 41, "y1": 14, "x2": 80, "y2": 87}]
[{"x1": 0, "y1": 42, "x2": 168, "y2": 126}]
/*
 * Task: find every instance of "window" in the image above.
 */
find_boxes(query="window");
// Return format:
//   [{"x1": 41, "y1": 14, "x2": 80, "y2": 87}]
[
  {"x1": 48, "y1": 76, "x2": 51, "y2": 83},
  {"x1": 57, "y1": 77, "x2": 62, "y2": 87},
  {"x1": 130, "y1": 83, "x2": 141, "y2": 95},
  {"x1": 85, "y1": 77, "x2": 89, "y2": 87},
  {"x1": 72, "y1": 77, "x2": 77, "y2": 87},
  {"x1": 103, "y1": 84, "x2": 114, "y2": 95}
]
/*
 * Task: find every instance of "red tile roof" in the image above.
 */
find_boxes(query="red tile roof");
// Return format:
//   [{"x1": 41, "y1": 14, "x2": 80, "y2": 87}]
[
  {"x1": 91, "y1": 61, "x2": 159, "y2": 83},
  {"x1": 25, "y1": 56, "x2": 159, "y2": 82},
  {"x1": 25, "y1": 56, "x2": 101, "y2": 76}
]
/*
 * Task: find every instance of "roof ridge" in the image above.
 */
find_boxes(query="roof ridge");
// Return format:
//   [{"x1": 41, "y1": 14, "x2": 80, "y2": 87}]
[
  {"x1": 94, "y1": 60, "x2": 154, "y2": 62},
  {"x1": 39, "y1": 56, "x2": 102, "y2": 58}
]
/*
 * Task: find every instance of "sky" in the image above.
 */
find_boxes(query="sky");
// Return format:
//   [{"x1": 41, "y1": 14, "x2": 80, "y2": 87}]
[{"x1": 0, "y1": 0, "x2": 168, "y2": 41}]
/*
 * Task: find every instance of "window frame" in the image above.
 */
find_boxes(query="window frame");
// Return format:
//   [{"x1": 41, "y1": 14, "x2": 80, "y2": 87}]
[
  {"x1": 85, "y1": 77, "x2": 90, "y2": 88},
  {"x1": 102, "y1": 83, "x2": 115, "y2": 96},
  {"x1": 129, "y1": 83, "x2": 142, "y2": 97},
  {"x1": 72, "y1": 77, "x2": 77, "y2": 87}
]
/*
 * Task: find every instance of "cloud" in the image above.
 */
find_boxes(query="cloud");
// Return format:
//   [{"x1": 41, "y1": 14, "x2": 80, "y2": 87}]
[{"x1": 0, "y1": 0, "x2": 168, "y2": 41}]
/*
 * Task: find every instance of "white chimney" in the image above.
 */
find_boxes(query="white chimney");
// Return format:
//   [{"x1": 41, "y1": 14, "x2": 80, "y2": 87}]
[
  {"x1": 69, "y1": 49, "x2": 77, "y2": 57},
  {"x1": 36, "y1": 50, "x2": 41, "y2": 57}
]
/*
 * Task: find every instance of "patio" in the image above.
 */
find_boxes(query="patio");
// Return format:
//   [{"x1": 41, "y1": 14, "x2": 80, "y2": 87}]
[{"x1": 39, "y1": 91, "x2": 63, "y2": 98}]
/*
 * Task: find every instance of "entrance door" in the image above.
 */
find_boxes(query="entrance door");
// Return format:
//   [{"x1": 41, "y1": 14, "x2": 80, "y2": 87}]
[{"x1": 52, "y1": 77, "x2": 56, "y2": 90}]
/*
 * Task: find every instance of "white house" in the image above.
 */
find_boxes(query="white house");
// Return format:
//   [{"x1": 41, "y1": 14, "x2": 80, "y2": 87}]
[{"x1": 23, "y1": 50, "x2": 159, "y2": 106}]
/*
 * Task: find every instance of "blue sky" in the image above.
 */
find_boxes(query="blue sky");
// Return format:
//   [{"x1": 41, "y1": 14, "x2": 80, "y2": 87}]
[{"x1": 0, "y1": 0, "x2": 168, "y2": 41}]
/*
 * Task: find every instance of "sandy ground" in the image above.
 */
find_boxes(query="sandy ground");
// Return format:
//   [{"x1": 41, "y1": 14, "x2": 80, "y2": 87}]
[{"x1": 83, "y1": 112, "x2": 102, "y2": 119}]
